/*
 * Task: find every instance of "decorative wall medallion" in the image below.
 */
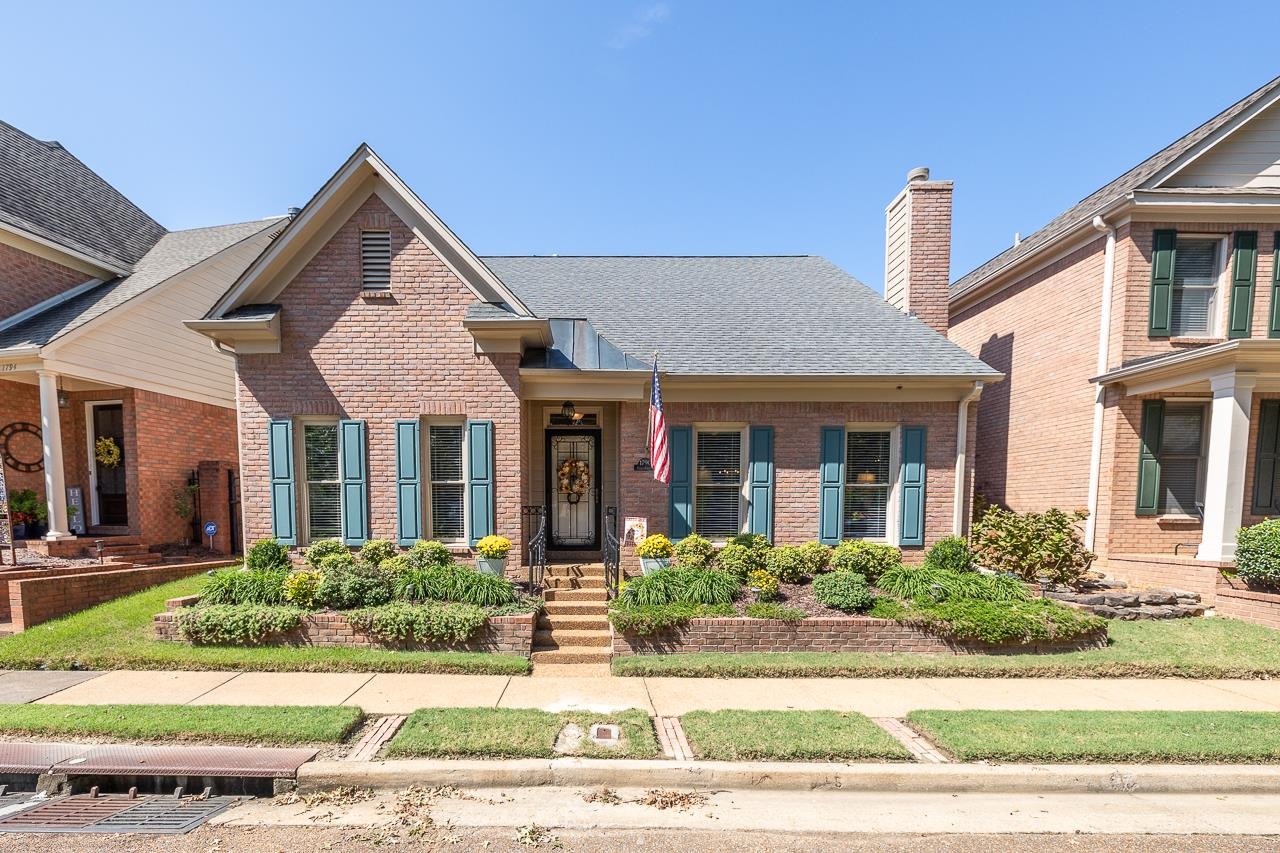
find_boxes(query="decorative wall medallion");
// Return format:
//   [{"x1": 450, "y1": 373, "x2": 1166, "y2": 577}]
[{"x1": 0, "y1": 422, "x2": 43, "y2": 473}]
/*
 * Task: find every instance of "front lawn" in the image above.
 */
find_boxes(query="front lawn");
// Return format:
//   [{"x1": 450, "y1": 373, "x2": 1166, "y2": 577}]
[
  {"x1": 0, "y1": 703, "x2": 362, "y2": 745},
  {"x1": 386, "y1": 707, "x2": 660, "y2": 759},
  {"x1": 612, "y1": 617, "x2": 1280, "y2": 678},
  {"x1": 679, "y1": 709, "x2": 909, "y2": 761},
  {"x1": 0, "y1": 576, "x2": 529, "y2": 675},
  {"x1": 908, "y1": 710, "x2": 1280, "y2": 763}
]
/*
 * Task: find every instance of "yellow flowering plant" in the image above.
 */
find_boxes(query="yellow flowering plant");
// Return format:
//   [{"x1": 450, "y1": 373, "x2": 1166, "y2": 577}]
[
  {"x1": 635, "y1": 533, "x2": 675, "y2": 559},
  {"x1": 475, "y1": 535, "x2": 512, "y2": 559}
]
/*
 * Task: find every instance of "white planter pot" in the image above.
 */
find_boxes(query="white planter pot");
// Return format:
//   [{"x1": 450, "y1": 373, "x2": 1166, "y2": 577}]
[
  {"x1": 639, "y1": 557, "x2": 672, "y2": 575},
  {"x1": 476, "y1": 556, "x2": 508, "y2": 577}
]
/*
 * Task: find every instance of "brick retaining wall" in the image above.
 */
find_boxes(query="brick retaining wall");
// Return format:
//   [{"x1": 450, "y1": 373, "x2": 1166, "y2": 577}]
[
  {"x1": 0, "y1": 563, "x2": 140, "y2": 622},
  {"x1": 154, "y1": 606, "x2": 535, "y2": 656},
  {"x1": 612, "y1": 617, "x2": 1107, "y2": 656},
  {"x1": 1097, "y1": 554, "x2": 1225, "y2": 604},
  {"x1": 1215, "y1": 577, "x2": 1280, "y2": 630}
]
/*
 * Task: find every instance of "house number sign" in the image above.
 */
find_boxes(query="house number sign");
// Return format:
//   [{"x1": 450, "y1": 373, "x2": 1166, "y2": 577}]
[{"x1": 1, "y1": 422, "x2": 43, "y2": 473}]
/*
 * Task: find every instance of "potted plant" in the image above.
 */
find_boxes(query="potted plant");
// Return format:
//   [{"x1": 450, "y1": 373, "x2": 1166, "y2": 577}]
[
  {"x1": 9, "y1": 489, "x2": 47, "y2": 540},
  {"x1": 636, "y1": 533, "x2": 674, "y2": 574},
  {"x1": 475, "y1": 535, "x2": 513, "y2": 576}
]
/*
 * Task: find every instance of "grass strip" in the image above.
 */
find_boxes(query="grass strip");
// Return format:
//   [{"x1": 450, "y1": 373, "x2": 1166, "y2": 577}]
[
  {"x1": 907, "y1": 710, "x2": 1280, "y2": 763},
  {"x1": 0, "y1": 576, "x2": 529, "y2": 675},
  {"x1": 0, "y1": 703, "x2": 363, "y2": 745},
  {"x1": 612, "y1": 618, "x2": 1280, "y2": 679},
  {"x1": 680, "y1": 709, "x2": 910, "y2": 761},
  {"x1": 386, "y1": 707, "x2": 660, "y2": 759}
]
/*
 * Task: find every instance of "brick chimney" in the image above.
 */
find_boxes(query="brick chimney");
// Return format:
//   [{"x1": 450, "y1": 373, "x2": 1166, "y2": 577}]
[{"x1": 884, "y1": 167, "x2": 953, "y2": 335}]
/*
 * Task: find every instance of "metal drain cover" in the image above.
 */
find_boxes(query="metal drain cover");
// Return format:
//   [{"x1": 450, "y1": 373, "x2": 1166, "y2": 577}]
[
  {"x1": 49, "y1": 745, "x2": 317, "y2": 778},
  {"x1": 0, "y1": 794, "x2": 242, "y2": 834}
]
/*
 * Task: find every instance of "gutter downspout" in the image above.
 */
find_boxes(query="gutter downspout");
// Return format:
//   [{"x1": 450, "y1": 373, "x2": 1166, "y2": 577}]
[
  {"x1": 953, "y1": 380, "x2": 985, "y2": 536},
  {"x1": 1085, "y1": 215, "x2": 1117, "y2": 552}
]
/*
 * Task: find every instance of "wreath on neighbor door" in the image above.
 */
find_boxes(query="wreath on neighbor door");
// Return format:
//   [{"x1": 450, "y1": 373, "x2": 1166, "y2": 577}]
[
  {"x1": 95, "y1": 436, "x2": 122, "y2": 468},
  {"x1": 557, "y1": 457, "x2": 590, "y2": 503}
]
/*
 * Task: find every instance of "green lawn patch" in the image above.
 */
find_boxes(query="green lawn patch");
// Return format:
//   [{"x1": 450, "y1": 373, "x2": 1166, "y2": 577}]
[
  {"x1": 0, "y1": 704, "x2": 362, "y2": 745},
  {"x1": 680, "y1": 710, "x2": 909, "y2": 761},
  {"x1": 611, "y1": 618, "x2": 1280, "y2": 679},
  {"x1": 386, "y1": 707, "x2": 659, "y2": 759},
  {"x1": 907, "y1": 710, "x2": 1280, "y2": 763},
  {"x1": 0, "y1": 576, "x2": 529, "y2": 675}
]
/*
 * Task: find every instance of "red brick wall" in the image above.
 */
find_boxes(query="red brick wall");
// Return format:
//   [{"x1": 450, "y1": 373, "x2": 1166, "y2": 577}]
[
  {"x1": 1215, "y1": 581, "x2": 1280, "y2": 630},
  {"x1": 0, "y1": 242, "x2": 86, "y2": 321},
  {"x1": 0, "y1": 379, "x2": 46, "y2": 501},
  {"x1": 9, "y1": 561, "x2": 223, "y2": 630},
  {"x1": 235, "y1": 194, "x2": 522, "y2": 553},
  {"x1": 906, "y1": 181, "x2": 953, "y2": 336}
]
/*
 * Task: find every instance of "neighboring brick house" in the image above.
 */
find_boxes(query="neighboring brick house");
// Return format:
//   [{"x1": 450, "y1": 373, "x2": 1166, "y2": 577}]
[
  {"x1": 0, "y1": 120, "x2": 277, "y2": 555},
  {"x1": 192, "y1": 147, "x2": 999, "y2": 567},
  {"x1": 949, "y1": 75, "x2": 1280, "y2": 597}
]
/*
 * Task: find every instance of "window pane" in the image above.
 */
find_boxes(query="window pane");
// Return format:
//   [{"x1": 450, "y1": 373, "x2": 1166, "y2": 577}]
[
  {"x1": 429, "y1": 425, "x2": 465, "y2": 540},
  {"x1": 696, "y1": 432, "x2": 741, "y2": 485},
  {"x1": 1171, "y1": 239, "x2": 1218, "y2": 336},
  {"x1": 308, "y1": 484, "x2": 342, "y2": 539},
  {"x1": 1162, "y1": 407, "x2": 1204, "y2": 455},
  {"x1": 430, "y1": 425, "x2": 464, "y2": 481},
  {"x1": 1158, "y1": 405, "x2": 1205, "y2": 516},
  {"x1": 304, "y1": 424, "x2": 341, "y2": 539},
  {"x1": 431, "y1": 484, "x2": 465, "y2": 540},
  {"x1": 696, "y1": 487, "x2": 741, "y2": 537},
  {"x1": 845, "y1": 431, "x2": 891, "y2": 539},
  {"x1": 846, "y1": 432, "x2": 890, "y2": 485},
  {"x1": 844, "y1": 487, "x2": 888, "y2": 538},
  {"x1": 1160, "y1": 459, "x2": 1200, "y2": 516},
  {"x1": 304, "y1": 424, "x2": 339, "y2": 482}
]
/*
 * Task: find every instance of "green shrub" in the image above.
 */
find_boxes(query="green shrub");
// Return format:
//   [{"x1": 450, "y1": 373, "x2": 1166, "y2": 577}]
[
  {"x1": 830, "y1": 541, "x2": 901, "y2": 580},
  {"x1": 282, "y1": 570, "x2": 323, "y2": 609},
  {"x1": 812, "y1": 571, "x2": 874, "y2": 613},
  {"x1": 798, "y1": 541, "x2": 832, "y2": 574},
  {"x1": 245, "y1": 539, "x2": 291, "y2": 573},
  {"x1": 201, "y1": 567, "x2": 289, "y2": 606},
  {"x1": 408, "y1": 539, "x2": 455, "y2": 568},
  {"x1": 972, "y1": 506, "x2": 1094, "y2": 586},
  {"x1": 617, "y1": 568, "x2": 740, "y2": 607},
  {"x1": 729, "y1": 533, "x2": 770, "y2": 552},
  {"x1": 924, "y1": 536, "x2": 978, "y2": 573},
  {"x1": 747, "y1": 568, "x2": 780, "y2": 601},
  {"x1": 673, "y1": 534, "x2": 716, "y2": 568},
  {"x1": 681, "y1": 568, "x2": 740, "y2": 605},
  {"x1": 877, "y1": 565, "x2": 1029, "y2": 604},
  {"x1": 716, "y1": 543, "x2": 764, "y2": 581},
  {"x1": 765, "y1": 545, "x2": 808, "y2": 583},
  {"x1": 317, "y1": 551, "x2": 356, "y2": 572},
  {"x1": 348, "y1": 601, "x2": 487, "y2": 643},
  {"x1": 176, "y1": 604, "x2": 303, "y2": 645},
  {"x1": 867, "y1": 597, "x2": 910, "y2": 620},
  {"x1": 607, "y1": 602, "x2": 735, "y2": 635},
  {"x1": 359, "y1": 539, "x2": 398, "y2": 568},
  {"x1": 379, "y1": 554, "x2": 413, "y2": 578},
  {"x1": 1236, "y1": 519, "x2": 1280, "y2": 588},
  {"x1": 745, "y1": 601, "x2": 806, "y2": 621},
  {"x1": 451, "y1": 571, "x2": 518, "y2": 607},
  {"x1": 397, "y1": 564, "x2": 517, "y2": 607},
  {"x1": 303, "y1": 539, "x2": 348, "y2": 569},
  {"x1": 915, "y1": 598, "x2": 1105, "y2": 644},
  {"x1": 315, "y1": 560, "x2": 393, "y2": 610}
]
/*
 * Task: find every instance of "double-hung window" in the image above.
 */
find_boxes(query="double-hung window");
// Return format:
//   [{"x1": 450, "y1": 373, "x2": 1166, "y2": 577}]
[
  {"x1": 302, "y1": 422, "x2": 342, "y2": 540},
  {"x1": 1170, "y1": 237, "x2": 1221, "y2": 337},
  {"x1": 1158, "y1": 403, "x2": 1208, "y2": 516},
  {"x1": 427, "y1": 423, "x2": 466, "y2": 541},
  {"x1": 844, "y1": 430, "x2": 893, "y2": 539},
  {"x1": 694, "y1": 429, "x2": 744, "y2": 538}
]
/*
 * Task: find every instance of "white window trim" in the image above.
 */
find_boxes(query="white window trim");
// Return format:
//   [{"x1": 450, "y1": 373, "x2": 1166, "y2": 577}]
[
  {"x1": 295, "y1": 416, "x2": 343, "y2": 546},
  {"x1": 1157, "y1": 401, "x2": 1211, "y2": 521},
  {"x1": 844, "y1": 423, "x2": 901, "y2": 546},
  {"x1": 692, "y1": 422, "x2": 749, "y2": 544},
  {"x1": 1171, "y1": 233, "x2": 1230, "y2": 339},
  {"x1": 423, "y1": 417, "x2": 469, "y2": 545}
]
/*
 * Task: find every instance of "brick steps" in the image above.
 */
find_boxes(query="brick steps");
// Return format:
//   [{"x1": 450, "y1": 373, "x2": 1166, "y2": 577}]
[
  {"x1": 543, "y1": 588, "x2": 608, "y2": 602},
  {"x1": 534, "y1": 628, "x2": 611, "y2": 648},
  {"x1": 534, "y1": 563, "x2": 611, "y2": 667},
  {"x1": 544, "y1": 575, "x2": 606, "y2": 589},
  {"x1": 530, "y1": 646, "x2": 613, "y2": 664},
  {"x1": 542, "y1": 600, "x2": 604, "y2": 616}
]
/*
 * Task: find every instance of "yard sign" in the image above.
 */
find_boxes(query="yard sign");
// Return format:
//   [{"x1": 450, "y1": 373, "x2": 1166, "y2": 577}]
[{"x1": 0, "y1": 463, "x2": 14, "y2": 565}]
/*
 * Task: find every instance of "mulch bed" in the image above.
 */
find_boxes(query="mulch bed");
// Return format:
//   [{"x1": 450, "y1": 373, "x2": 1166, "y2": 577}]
[
  {"x1": 3, "y1": 549, "x2": 100, "y2": 570},
  {"x1": 729, "y1": 579, "x2": 855, "y2": 618}
]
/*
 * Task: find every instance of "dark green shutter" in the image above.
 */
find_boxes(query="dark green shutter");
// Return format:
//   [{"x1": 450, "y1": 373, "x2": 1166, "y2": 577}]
[
  {"x1": 267, "y1": 419, "x2": 296, "y2": 545},
  {"x1": 1253, "y1": 401, "x2": 1280, "y2": 515},
  {"x1": 818, "y1": 427, "x2": 845, "y2": 545},
  {"x1": 1270, "y1": 233, "x2": 1280, "y2": 338},
  {"x1": 395, "y1": 419, "x2": 422, "y2": 547},
  {"x1": 466, "y1": 420, "x2": 494, "y2": 546},
  {"x1": 1228, "y1": 231, "x2": 1258, "y2": 339},
  {"x1": 746, "y1": 426, "x2": 775, "y2": 541},
  {"x1": 339, "y1": 419, "x2": 368, "y2": 546},
  {"x1": 1136, "y1": 400, "x2": 1165, "y2": 516},
  {"x1": 899, "y1": 426, "x2": 927, "y2": 546},
  {"x1": 668, "y1": 426, "x2": 693, "y2": 540},
  {"x1": 1148, "y1": 229, "x2": 1176, "y2": 337}
]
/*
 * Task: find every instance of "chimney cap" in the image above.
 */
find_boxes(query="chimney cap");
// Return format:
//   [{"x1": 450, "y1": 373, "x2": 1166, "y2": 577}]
[{"x1": 907, "y1": 167, "x2": 930, "y2": 183}]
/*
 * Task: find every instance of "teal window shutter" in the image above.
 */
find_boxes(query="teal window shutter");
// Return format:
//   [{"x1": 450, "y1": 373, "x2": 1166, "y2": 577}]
[
  {"x1": 1228, "y1": 231, "x2": 1258, "y2": 339},
  {"x1": 1136, "y1": 400, "x2": 1165, "y2": 516},
  {"x1": 1148, "y1": 229, "x2": 1176, "y2": 337},
  {"x1": 898, "y1": 426, "x2": 927, "y2": 546},
  {"x1": 339, "y1": 419, "x2": 368, "y2": 546},
  {"x1": 668, "y1": 426, "x2": 693, "y2": 540},
  {"x1": 1270, "y1": 233, "x2": 1280, "y2": 339},
  {"x1": 818, "y1": 427, "x2": 845, "y2": 545},
  {"x1": 1253, "y1": 400, "x2": 1280, "y2": 515},
  {"x1": 268, "y1": 419, "x2": 297, "y2": 546},
  {"x1": 466, "y1": 420, "x2": 494, "y2": 545},
  {"x1": 395, "y1": 419, "x2": 422, "y2": 547},
  {"x1": 746, "y1": 426, "x2": 775, "y2": 540}
]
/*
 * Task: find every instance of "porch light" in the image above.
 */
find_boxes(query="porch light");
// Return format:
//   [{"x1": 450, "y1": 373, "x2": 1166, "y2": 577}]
[
  {"x1": 560, "y1": 401, "x2": 577, "y2": 421},
  {"x1": 57, "y1": 391, "x2": 69, "y2": 408}
]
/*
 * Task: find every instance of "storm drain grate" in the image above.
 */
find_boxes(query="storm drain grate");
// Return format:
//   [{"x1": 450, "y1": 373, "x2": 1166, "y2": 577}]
[{"x1": 0, "y1": 793, "x2": 242, "y2": 834}]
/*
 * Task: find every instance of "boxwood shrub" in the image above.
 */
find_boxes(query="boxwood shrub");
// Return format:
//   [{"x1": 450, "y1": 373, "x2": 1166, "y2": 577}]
[
  {"x1": 1236, "y1": 518, "x2": 1280, "y2": 588},
  {"x1": 673, "y1": 534, "x2": 716, "y2": 568},
  {"x1": 812, "y1": 571, "x2": 874, "y2": 613},
  {"x1": 244, "y1": 539, "x2": 291, "y2": 573},
  {"x1": 765, "y1": 545, "x2": 808, "y2": 583},
  {"x1": 830, "y1": 541, "x2": 900, "y2": 581},
  {"x1": 923, "y1": 536, "x2": 977, "y2": 573}
]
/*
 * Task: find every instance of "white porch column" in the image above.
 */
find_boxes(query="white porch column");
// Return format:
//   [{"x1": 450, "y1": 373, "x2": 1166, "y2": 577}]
[
  {"x1": 1197, "y1": 371, "x2": 1256, "y2": 562},
  {"x1": 36, "y1": 370, "x2": 72, "y2": 541}
]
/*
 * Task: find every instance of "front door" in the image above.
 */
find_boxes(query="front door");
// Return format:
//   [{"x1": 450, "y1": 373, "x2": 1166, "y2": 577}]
[
  {"x1": 545, "y1": 429, "x2": 601, "y2": 550},
  {"x1": 89, "y1": 403, "x2": 127, "y2": 527}
]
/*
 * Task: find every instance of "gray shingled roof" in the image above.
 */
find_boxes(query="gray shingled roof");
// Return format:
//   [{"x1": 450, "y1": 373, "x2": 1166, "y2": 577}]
[
  {"x1": 0, "y1": 218, "x2": 283, "y2": 350},
  {"x1": 951, "y1": 75, "x2": 1280, "y2": 298},
  {"x1": 0, "y1": 121, "x2": 166, "y2": 270},
  {"x1": 481, "y1": 256, "x2": 998, "y2": 377}
]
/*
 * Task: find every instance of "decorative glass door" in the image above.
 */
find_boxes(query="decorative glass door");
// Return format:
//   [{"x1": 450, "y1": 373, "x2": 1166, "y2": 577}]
[
  {"x1": 546, "y1": 430, "x2": 599, "y2": 549},
  {"x1": 90, "y1": 403, "x2": 127, "y2": 526}
]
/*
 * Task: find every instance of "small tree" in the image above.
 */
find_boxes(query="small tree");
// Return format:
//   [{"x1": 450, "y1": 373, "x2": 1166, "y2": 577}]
[{"x1": 971, "y1": 506, "x2": 1094, "y2": 586}]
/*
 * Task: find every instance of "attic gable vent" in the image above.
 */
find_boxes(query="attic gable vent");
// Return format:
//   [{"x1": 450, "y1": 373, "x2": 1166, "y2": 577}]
[{"x1": 361, "y1": 230, "x2": 392, "y2": 290}]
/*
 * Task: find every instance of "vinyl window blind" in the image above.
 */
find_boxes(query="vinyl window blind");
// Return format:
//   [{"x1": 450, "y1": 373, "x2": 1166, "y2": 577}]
[
  {"x1": 1171, "y1": 238, "x2": 1219, "y2": 336},
  {"x1": 844, "y1": 431, "x2": 891, "y2": 538},
  {"x1": 694, "y1": 430, "x2": 743, "y2": 538},
  {"x1": 1158, "y1": 404, "x2": 1206, "y2": 516},
  {"x1": 303, "y1": 424, "x2": 341, "y2": 540},
  {"x1": 429, "y1": 424, "x2": 465, "y2": 541}
]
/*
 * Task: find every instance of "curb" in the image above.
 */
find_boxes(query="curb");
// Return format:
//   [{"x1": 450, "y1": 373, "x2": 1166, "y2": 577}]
[{"x1": 298, "y1": 758, "x2": 1280, "y2": 795}]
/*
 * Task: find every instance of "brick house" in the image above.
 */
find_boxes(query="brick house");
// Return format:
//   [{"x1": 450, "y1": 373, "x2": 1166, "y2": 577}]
[
  {"x1": 0, "y1": 120, "x2": 277, "y2": 556},
  {"x1": 949, "y1": 75, "x2": 1280, "y2": 597},
  {"x1": 192, "y1": 146, "x2": 999, "y2": 568}
]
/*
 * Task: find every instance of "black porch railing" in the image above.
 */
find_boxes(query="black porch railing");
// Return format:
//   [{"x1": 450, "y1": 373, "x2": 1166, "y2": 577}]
[
  {"x1": 604, "y1": 506, "x2": 620, "y2": 599},
  {"x1": 521, "y1": 505, "x2": 547, "y2": 593}
]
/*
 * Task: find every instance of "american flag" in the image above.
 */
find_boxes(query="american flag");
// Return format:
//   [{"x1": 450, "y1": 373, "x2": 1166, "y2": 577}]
[{"x1": 649, "y1": 356, "x2": 670, "y2": 485}]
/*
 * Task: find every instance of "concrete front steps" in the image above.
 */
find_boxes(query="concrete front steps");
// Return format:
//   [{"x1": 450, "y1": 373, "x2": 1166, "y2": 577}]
[{"x1": 532, "y1": 564, "x2": 612, "y2": 666}]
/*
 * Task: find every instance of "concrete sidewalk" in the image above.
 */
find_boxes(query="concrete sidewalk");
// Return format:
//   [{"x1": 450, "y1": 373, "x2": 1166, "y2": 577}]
[{"x1": 6, "y1": 669, "x2": 1280, "y2": 715}]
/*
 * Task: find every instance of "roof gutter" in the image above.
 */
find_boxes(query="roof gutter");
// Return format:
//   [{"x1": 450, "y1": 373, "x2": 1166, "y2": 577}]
[{"x1": 1085, "y1": 215, "x2": 1117, "y2": 551}]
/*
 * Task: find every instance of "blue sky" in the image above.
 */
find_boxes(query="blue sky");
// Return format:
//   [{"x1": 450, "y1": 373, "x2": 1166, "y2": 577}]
[{"x1": 3, "y1": 1, "x2": 1277, "y2": 291}]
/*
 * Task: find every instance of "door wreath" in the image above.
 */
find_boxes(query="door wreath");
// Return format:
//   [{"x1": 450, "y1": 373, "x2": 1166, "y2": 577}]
[{"x1": 557, "y1": 458, "x2": 590, "y2": 504}]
